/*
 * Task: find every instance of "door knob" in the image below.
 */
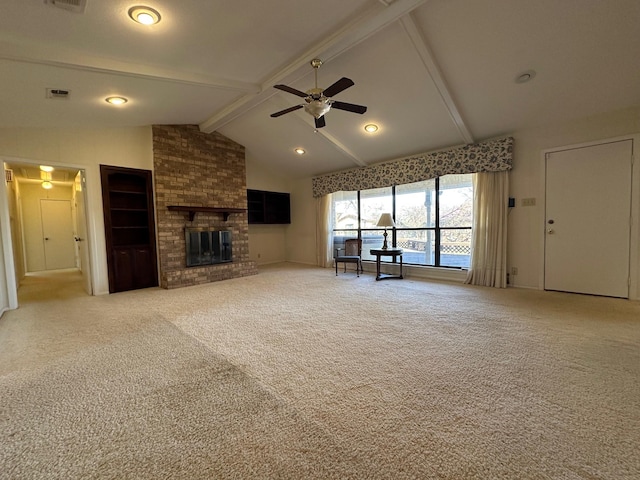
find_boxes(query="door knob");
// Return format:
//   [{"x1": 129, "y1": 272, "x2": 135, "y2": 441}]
[
  {"x1": 44, "y1": 237, "x2": 50, "y2": 240},
  {"x1": 547, "y1": 219, "x2": 554, "y2": 224}
]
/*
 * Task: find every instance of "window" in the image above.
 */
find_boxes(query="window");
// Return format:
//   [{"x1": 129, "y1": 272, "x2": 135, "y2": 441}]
[{"x1": 331, "y1": 174, "x2": 473, "y2": 268}]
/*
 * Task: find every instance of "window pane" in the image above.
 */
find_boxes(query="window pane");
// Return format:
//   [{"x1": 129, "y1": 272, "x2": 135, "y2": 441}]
[
  {"x1": 360, "y1": 187, "x2": 392, "y2": 229},
  {"x1": 440, "y1": 228, "x2": 471, "y2": 268},
  {"x1": 361, "y1": 229, "x2": 386, "y2": 260},
  {"x1": 331, "y1": 174, "x2": 473, "y2": 270},
  {"x1": 332, "y1": 191, "x2": 358, "y2": 230},
  {"x1": 333, "y1": 230, "x2": 358, "y2": 257},
  {"x1": 439, "y1": 174, "x2": 473, "y2": 228},
  {"x1": 396, "y1": 179, "x2": 436, "y2": 228},
  {"x1": 396, "y1": 229, "x2": 435, "y2": 265}
]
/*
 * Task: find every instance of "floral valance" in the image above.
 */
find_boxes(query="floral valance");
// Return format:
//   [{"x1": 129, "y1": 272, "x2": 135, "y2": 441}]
[{"x1": 312, "y1": 137, "x2": 513, "y2": 197}]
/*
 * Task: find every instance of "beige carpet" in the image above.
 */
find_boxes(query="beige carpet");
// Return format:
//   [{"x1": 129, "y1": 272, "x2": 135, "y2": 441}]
[{"x1": 0, "y1": 264, "x2": 638, "y2": 479}]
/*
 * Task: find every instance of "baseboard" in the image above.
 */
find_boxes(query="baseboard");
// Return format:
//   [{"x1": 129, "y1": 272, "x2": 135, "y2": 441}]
[{"x1": 359, "y1": 261, "x2": 466, "y2": 283}]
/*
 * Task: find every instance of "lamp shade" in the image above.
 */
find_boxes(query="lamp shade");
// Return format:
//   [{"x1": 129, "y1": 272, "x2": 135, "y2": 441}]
[{"x1": 376, "y1": 213, "x2": 395, "y2": 228}]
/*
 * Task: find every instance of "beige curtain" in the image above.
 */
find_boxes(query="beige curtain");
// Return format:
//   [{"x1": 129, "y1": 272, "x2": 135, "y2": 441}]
[
  {"x1": 465, "y1": 171, "x2": 509, "y2": 288},
  {"x1": 316, "y1": 194, "x2": 333, "y2": 268}
]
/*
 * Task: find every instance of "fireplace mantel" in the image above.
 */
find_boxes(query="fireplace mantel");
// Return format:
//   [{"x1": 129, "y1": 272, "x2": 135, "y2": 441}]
[{"x1": 167, "y1": 205, "x2": 246, "y2": 222}]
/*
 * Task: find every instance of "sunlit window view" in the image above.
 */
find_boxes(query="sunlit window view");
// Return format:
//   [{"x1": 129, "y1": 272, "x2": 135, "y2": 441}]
[{"x1": 332, "y1": 174, "x2": 473, "y2": 268}]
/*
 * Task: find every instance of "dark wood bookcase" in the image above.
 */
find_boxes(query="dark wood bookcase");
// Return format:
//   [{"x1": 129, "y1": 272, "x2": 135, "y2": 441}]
[
  {"x1": 100, "y1": 165, "x2": 158, "y2": 293},
  {"x1": 247, "y1": 189, "x2": 291, "y2": 224}
]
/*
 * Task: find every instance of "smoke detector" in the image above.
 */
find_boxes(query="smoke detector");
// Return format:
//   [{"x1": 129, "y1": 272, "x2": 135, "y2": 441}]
[{"x1": 44, "y1": 0, "x2": 87, "y2": 14}]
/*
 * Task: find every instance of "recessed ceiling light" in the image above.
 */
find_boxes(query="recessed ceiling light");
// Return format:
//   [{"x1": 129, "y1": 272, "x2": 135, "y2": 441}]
[
  {"x1": 39, "y1": 165, "x2": 54, "y2": 172},
  {"x1": 128, "y1": 6, "x2": 161, "y2": 25},
  {"x1": 105, "y1": 96, "x2": 128, "y2": 105},
  {"x1": 364, "y1": 124, "x2": 379, "y2": 133},
  {"x1": 295, "y1": 148, "x2": 306, "y2": 155},
  {"x1": 515, "y1": 70, "x2": 536, "y2": 84}
]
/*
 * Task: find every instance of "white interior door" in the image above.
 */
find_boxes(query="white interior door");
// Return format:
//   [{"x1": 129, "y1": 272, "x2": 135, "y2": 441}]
[
  {"x1": 41, "y1": 199, "x2": 76, "y2": 270},
  {"x1": 544, "y1": 140, "x2": 632, "y2": 298}
]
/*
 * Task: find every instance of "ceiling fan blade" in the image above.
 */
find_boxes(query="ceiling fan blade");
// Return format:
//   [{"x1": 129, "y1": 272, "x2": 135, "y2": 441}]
[
  {"x1": 315, "y1": 116, "x2": 326, "y2": 129},
  {"x1": 322, "y1": 77, "x2": 354, "y2": 98},
  {"x1": 274, "y1": 84, "x2": 308, "y2": 98},
  {"x1": 331, "y1": 101, "x2": 367, "y2": 115},
  {"x1": 270, "y1": 105, "x2": 303, "y2": 118}
]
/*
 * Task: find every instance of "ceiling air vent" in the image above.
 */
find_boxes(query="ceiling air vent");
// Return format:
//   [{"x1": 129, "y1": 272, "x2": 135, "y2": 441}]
[
  {"x1": 46, "y1": 88, "x2": 71, "y2": 99},
  {"x1": 44, "y1": 0, "x2": 87, "y2": 14}
]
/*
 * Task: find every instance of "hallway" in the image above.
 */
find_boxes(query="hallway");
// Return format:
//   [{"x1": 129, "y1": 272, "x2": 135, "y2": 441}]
[
  {"x1": 18, "y1": 269, "x2": 86, "y2": 304},
  {"x1": 0, "y1": 269, "x2": 95, "y2": 376}
]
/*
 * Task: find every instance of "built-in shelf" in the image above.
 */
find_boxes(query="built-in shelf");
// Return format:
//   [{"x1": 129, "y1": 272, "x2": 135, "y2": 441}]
[
  {"x1": 247, "y1": 189, "x2": 290, "y2": 224},
  {"x1": 101, "y1": 165, "x2": 158, "y2": 293},
  {"x1": 167, "y1": 205, "x2": 246, "y2": 222}
]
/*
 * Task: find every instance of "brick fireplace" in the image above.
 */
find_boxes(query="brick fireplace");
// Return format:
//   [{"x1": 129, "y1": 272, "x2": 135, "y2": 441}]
[{"x1": 152, "y1": 124, "x2": 257, "y2": 289}]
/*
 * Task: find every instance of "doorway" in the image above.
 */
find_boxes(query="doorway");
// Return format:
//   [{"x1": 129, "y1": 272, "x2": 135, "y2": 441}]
[
  {"x1": 1, "y1": 160, "x2": 93, "y2": 306},
  {"x1": 544, "y1": 139, "x2": 633, "y2": 298}
]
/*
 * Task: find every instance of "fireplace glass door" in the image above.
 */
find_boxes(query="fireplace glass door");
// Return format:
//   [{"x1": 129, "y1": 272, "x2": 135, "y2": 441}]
[{"x1": 186, "y1": 230, "x2": 232, "y2": 266}]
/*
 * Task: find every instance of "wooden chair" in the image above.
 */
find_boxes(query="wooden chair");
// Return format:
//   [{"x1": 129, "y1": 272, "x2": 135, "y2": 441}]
[{"x1": 335, "y1": 238, "x2": 363, "y2": 277}]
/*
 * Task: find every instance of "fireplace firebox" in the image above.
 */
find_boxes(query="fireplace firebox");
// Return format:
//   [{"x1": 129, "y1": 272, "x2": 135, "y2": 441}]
[{"x1": 185, "y1": 230, "x2": 232, "y2": 267}]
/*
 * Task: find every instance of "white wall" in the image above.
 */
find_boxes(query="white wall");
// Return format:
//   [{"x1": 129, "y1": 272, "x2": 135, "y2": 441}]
[
  {"x1": 285, "y1": 177, "x2": 317, "y2": 266},
  {"x1": 508, "y1": 106, "x2": 640, "y2": 298},
  {"x1": 5, "y1": 170, "x2": 25, "y2": 283},
  {"x1": 245, "y1": 156, "x2": 291, "y2": 265},
  {"x1": 0, "y1": 130, "x2": 286, "y2": 296},
  {"x1": 1, "y1": 110, "x2": 638, "y2": 298},
  {"x1": 285, "y1": 107, "x2": 640, "y2": 295},
  {"x1": 0, "y1": 127, "x2": 153, "y2": 295}
]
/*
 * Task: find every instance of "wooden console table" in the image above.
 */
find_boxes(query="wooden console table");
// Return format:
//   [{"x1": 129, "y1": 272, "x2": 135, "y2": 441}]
[{"x1": 370, "y1": 248, "x2": 404, "y2": 281}]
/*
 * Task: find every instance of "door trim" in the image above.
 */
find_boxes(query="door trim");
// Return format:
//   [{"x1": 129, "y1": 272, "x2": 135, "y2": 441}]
[
  {"x1": 539, "y1": 134, "x2": 640, "y2": 300},
  {"x1": 0, "y1": 156, "x2": 97, "y2": 308},
  {"x1": 0, "y1": 164, "x2": 18, "y2": 309}
]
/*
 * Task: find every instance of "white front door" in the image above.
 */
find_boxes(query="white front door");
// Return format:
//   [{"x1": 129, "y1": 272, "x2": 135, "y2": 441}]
[
  {"x1": 544, "y1": 140, "x2": 632, "y2": 298},
  {"x1": 41, "y1": 199, "x2": 76, "y2": 270}
]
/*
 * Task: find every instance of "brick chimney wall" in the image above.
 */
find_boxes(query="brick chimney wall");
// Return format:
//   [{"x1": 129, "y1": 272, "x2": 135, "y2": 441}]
[{"x1": 152, "y1": 124, "x2": 257, "y2": 289}]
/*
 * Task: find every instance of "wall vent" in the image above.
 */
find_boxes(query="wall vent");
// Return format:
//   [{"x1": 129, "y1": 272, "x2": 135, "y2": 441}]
[
  {"x1": 44, "y1": 0, "x2": 87, "y2": 14},
  {"x1": 46, "y1": 88, "x2": 71, "y2": 99},
  {"x1": 5, "y1": 169, "x2": 13, "y2": 183}
]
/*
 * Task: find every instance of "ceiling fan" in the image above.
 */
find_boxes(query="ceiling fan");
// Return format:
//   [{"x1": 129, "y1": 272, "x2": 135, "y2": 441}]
[{"x1": 270, "y1": 58, "x2": 367, "y2": 129}]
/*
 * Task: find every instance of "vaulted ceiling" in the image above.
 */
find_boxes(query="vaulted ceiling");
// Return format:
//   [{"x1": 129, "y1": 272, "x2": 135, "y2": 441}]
[{"x1": 1, "y1": 0, "x2": 639, "y2": 179}]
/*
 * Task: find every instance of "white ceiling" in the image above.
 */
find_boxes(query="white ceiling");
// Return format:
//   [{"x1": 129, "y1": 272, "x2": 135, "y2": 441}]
[{"x1": 1, "y1": 0, "x2": 639, "y2": 179}]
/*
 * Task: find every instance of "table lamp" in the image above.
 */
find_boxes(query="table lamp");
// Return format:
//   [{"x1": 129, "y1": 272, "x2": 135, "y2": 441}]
[{"x1": 376, "y1": 213, "x2": 395, "y2": 250}]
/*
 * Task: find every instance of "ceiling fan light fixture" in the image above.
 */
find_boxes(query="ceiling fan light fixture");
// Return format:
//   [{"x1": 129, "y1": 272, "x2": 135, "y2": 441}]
[
  {"x1": 128, "y1": 6, "x2": 161, "y2": 25},
  {"x1": 304, "y1": 100, "x2": 331, "y2": 119},
  {"x1": 364, "y1": 124, "x2": 379, "y2": 133}
]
